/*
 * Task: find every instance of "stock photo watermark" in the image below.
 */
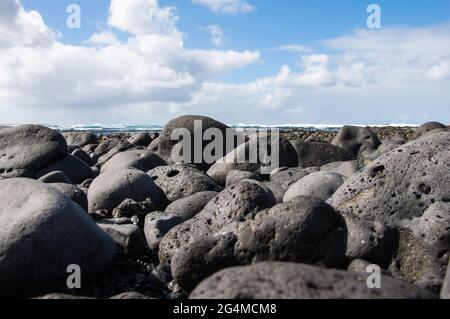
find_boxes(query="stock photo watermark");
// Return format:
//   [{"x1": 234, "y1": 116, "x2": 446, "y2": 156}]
[
  {"x1": 66, "y1": 4, "x2": 81, "y2": 29},
  {"x1": 367, "y1": 4, "x2": 382, "y2": 29},
  {"x1": 170, "y1": 120, "x2": 281, "y2": 174},
  {"x1": 66, "y1": 264, "x2": 81, "y2": 289}
]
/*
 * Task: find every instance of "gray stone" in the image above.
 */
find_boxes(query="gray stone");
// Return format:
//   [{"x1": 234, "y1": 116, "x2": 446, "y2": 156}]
[
  {"x1": 330, "y1": 132, "x2": 450, "y2": 283},
  {"x1": 110, "y1": 292, "x2": 152, "y2": 299},
  {"x1": 128, "y1": 132, "x2": 157, "y2": 147},
  {"x1": 112, "y1": 198, "x2": 156, "y2": 219},
  {"x1": 170, "y1": 196, "x2": 346, "y2": 291},
  {"x1": 284, "y1": 171, "x2": 346, "y2": 202},
  {"x1": 290, "y1": 140, "x2": 351, "y2": 168},
  {"x1": 159, "y1": 180, "x2": 276, "y2": 266},
  {"x1": 63, "y1": 132, "x2": 98, "y2": 151},
  {"x1": 36, "y1": 154, "x2": 94, "y2": 184},
  {"x1": 72, "y1": 148, "x2": 95, "y2": 166},
  {"x1": 225, "y1": 169, "x2": 261, "y2": 187},
  {"x1": 156, "y1": 115, "x2": 234, "y2": 171},
  {"x1": 320, "y1": 160, "x2": 363, "y2": 178},
  {"x1": 88, "y1": 168, "x2": 164, "y2": 215},
  {"x1": 332, "y1": 126, "x2": 381, "y2": 158},
  {"x1": 270, "y1": 167, "x2": 309, "y2": 189},
  {"x1": 49, "y1": 183, "x2": 88, "y2": 211},
  {"x1": 413, "y1": 122, "x2": 448, "y2": 139},
  {"x1": 97, "y1": 222, "x2": 147, "y2": 257},
  {"x1": 148, "y1": 164, "x2": 222, "y2": 202},
  {"x1": 441, "y1": 261, "x2": 450, "y2": 299},
  {"x1": 144, "y1": 212, "x2": 184, "y2": 251},
  {"x1": 93, "y1": 138, "x2": 133, "y2": 157},
  {"x1": 190, "y1": 262, "x2": 433, "y2": 299},
  {"x1": 0, "y1": 178, "x2": 116, "y2": 297},
  {"x1": 207, "y1": 135, "x2": 298, "y2": 185},
  {"x1": 165, "y1": 191, "x2": 218, "y2": 220},
  {"x1": 0, "y1": 125, "x2": 67, "y2": 178},
  {"x1": 101, "y1": 150, "x2": 166, "y2": 173},
  {"x1": 38, "y1": 171, "x2": 72, "y2": 184}
]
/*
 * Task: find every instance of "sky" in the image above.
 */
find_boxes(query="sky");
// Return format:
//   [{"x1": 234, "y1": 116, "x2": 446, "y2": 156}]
[{"x1": 1, "y1": 0, "x2": 450, "y2": 125}]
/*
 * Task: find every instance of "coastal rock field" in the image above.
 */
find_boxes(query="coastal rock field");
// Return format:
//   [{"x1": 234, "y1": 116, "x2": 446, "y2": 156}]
[{"x1": 0, "y1": 116, "x2": 449, "y2": 299}]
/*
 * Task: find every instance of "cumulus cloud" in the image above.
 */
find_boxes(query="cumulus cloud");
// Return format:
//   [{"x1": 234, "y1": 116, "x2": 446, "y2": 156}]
[
  {"x1": 192, "y1": 0, "x2": 255, "y2": 15},
  {"x1": 204, "y1": 25, "x2": 225, "y2": 47},
  {"x1": 0, "y1": 0, "x2": 259, "y2": 124}
]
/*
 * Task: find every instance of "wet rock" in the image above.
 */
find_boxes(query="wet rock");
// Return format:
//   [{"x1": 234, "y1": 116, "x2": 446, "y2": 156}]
[
  {"x1": 0, "y1": 178, "x2": 116, "y2": 297},
  {"x1": 190, "y1": 262, "x2": 433, "y2": 299},
  {"x1": 101, "y1": 150, "x2": 166, "y2": 173},
  {"x1": 284, "y1": 171, "x2": 346, "y2": 202},
  {"x1": 0, "y1": 125, "x2": 67, "y2": 178},
  {"x1": 36, "y1": 154, "x2": 94, "y2": 184},
  {"x1": 165, "y1": 191, "x2": 218, "y2": 221},
  {"x1": 88, "y1": 168, "x2": 164, "y2": 215},
  {"x1": 148, "y1": 164, "x2": 222, "y2": 202}
]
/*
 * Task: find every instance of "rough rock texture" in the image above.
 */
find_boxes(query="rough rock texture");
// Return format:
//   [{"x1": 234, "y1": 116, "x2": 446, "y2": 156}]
[
  {"x1": 412, "y1": 122, "x2": 448, "y2": 139},
  {"x1": 0, "y1": 178, "x2": 116, "y2": 297},
  {"x1": 36, "y1": 154, "x2": 94, "y2": 184},
  {"x1": 49, "y1": 183, "x2": 88, "y2": 211},
  {"x1": 144, "y1": 213, "x2": 184, "y2": 251},
  {"x1": 148, "y1": 164, "x2": 222, "y2": 202},
  {"x1": 164, "y1": 191, "x2": 218, "y2": 221},
  {"x1": 331, "y1": 126, "x2": 381, "y2": 158},
  {"x1": 441, "y1": 261, "x2": 450, "y2": 299},
  {"x1": 290, "y1": 140, "x2": 351, "y2": 168},
  {"x1": 329, "y1": 131, "x2": 450, "y2": 283},
  {"x1": 170, "y1": 196, "x2": 347, "y2": 292},
  {"x1": 190, "y1": 262, "x2": 434, "y2": 299},
  {"x1": 0, "y1": 125, "x2": 67, "y2": 178},
  {"x1": 101, "y1": 150, "x2": 166, "y2": 173},
  {"x1": 159, "y1": 180, "x2": 277, "y2": 266},
  {"x1": 225, "y1": 169, "x2": 261, "y2": 187},
  {"x1": 88, "y1": 168, "x2": 164, "y2": 215},
  {"x1": 284, "y1": 171, "x2": 346, "y2": 202}
]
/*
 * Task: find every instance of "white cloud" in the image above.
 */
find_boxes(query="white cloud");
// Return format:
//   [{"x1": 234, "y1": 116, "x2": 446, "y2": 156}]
[
  {"x1": 204, "y1": 25, "x2": 225, "y2": 47},
  {"x1": 269, "y1": 44, "x2": 313, "y2": 53},
  {"x1": 192, "y1": 0, "x2": 255, "y2": 15},
  {"x1": 0, "y1": 0, "x2": 259, "y2": 124}
]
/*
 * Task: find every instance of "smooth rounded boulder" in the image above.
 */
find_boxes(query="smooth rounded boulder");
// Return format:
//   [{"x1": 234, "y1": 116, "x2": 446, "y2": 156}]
[
  {"x1": 0, "y1": 125, "x2": 67, "y2": 178},
  {"x1": 190, "y1": 262, "x2": 434, "y2": 299},
  {"x1": 0, "y1": 178, "x2": 116, "y2": 297},
  {"x1": 284, "y1": 171, "x2": 346, "y2": 202},
  {"x1": 36, "y1": 154, "x2": 94, "y2": 184},
  {"x1": 412, "y1": 122, "x2": 447, "y2": 139},
  {"x1": 101, "y1": 150, "x2": 166, "y2": 173},
  {"x1": 165, "y1": 191, "x2": 219, "y2": 220},
  {"x1": 88, "y1": 168, "x2": 164, "y2": 215},
  {"x1": 49, "y1": 183, "x2": 88, "y2": 211}
]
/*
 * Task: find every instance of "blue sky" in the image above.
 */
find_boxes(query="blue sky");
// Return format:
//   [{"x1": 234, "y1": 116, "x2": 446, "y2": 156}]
[{"x1": 2, "y1": 0, "x2": 450, "y2": 125}]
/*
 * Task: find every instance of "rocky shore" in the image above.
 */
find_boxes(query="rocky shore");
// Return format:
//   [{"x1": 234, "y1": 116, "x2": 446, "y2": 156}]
[{"x1": 0, "y1": 116, "x2": 449, "y2": 299}]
